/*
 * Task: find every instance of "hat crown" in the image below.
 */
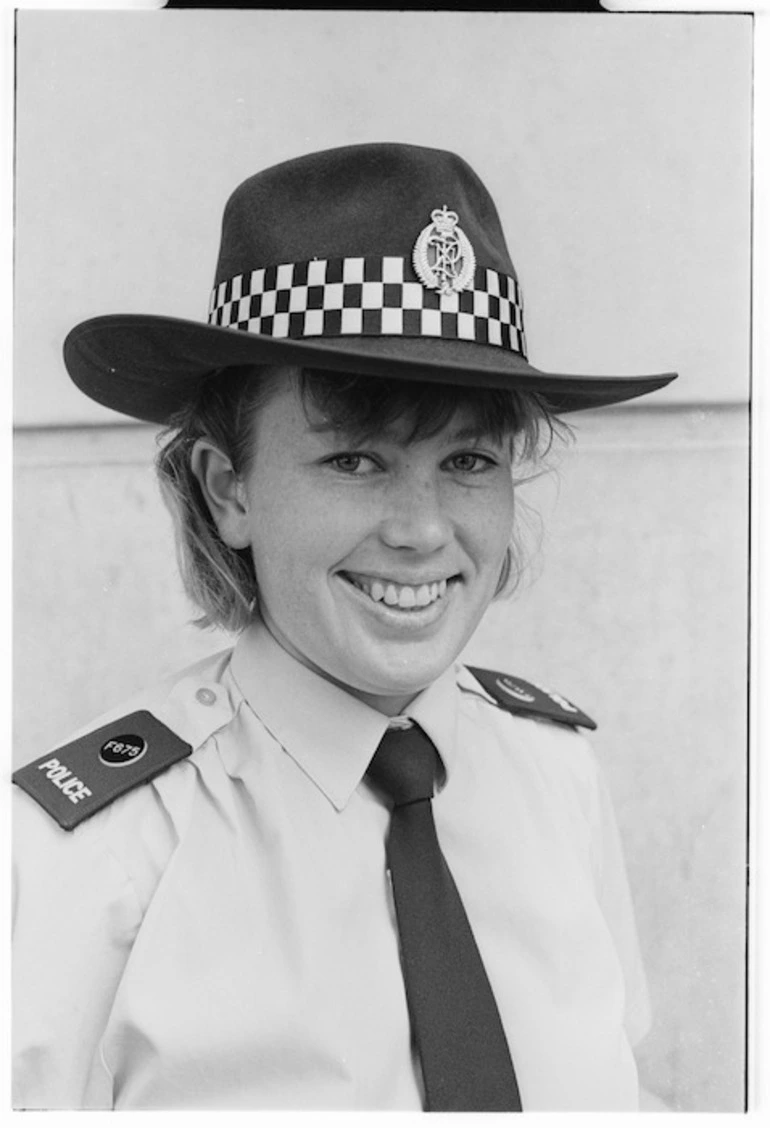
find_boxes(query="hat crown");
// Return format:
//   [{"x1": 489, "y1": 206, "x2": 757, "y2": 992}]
[{"x1": 214, "y1": 143, "x2": 516, "y2": 286}]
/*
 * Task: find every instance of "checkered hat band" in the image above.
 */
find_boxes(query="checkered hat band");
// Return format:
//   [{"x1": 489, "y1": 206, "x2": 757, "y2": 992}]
[{"x1": 207, "y1": 256, "x2": 527, "y2": 357}]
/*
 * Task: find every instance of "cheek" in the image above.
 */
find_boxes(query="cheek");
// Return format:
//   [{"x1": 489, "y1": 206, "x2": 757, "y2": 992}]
[
  {"x1": 245, "y1": 484, "x2": 364, "y2": 597},
  {"x1": 468, "y1": 480, "x2": 515, "y2": 562},
  {"x1": 247, "y1": 505, "x2": 309, "y2": 594}
]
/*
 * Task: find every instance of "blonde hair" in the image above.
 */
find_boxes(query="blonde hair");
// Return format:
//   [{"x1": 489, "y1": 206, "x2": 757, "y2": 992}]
[{"x1": 156, "y1": 365, "x2": 568, "y2": 633}]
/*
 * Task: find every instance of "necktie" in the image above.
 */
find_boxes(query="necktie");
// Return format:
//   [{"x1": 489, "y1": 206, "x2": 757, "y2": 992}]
[{"x1": 367, "y1": 725, "x2": 522, "y2": 1112}]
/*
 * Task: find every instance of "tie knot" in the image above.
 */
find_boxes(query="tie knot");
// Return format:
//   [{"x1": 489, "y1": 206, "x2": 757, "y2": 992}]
[{"x1": 367, "y1": 725, "x2": 440, "y2": 806}]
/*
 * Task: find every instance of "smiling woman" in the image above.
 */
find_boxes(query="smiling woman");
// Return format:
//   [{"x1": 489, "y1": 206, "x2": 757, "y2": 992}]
[
  {"x1": 157, "y1": 365, "x2": 558, "y2": 706},
  {"x1": 13, "y1": 142, "x2": 677, "y2": 1112}
]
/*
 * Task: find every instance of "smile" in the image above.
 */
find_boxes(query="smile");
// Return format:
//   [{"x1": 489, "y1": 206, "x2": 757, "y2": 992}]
[{"x1": 340, "y1": 572, "x2": 455, "y2": 610}]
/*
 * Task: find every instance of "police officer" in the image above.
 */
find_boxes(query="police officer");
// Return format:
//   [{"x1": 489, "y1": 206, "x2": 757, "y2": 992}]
[{"x1": 13, "y1": 143, "x2": 676, "y2": 1111}]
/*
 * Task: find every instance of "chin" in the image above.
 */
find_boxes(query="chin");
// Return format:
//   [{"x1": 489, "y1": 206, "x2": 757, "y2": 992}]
[{"x1": 351, "y1": 650, "x2": 458, "y2": 700}]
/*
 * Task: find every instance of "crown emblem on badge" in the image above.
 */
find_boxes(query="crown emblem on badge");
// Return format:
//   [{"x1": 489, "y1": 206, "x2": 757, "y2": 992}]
[{"x1": 412, "y1": 205, "x2": 476, "y2": 295}]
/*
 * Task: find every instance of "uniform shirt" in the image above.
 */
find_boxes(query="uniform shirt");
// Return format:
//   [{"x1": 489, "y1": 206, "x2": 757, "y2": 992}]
[{"x1": 12, "y1": 620, "x2": 651, "y2": 1111}]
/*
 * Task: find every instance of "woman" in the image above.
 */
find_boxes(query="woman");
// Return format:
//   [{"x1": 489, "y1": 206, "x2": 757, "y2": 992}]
[{"x1": 12, "y1": 143, "x2": 676, "y2": 1111}]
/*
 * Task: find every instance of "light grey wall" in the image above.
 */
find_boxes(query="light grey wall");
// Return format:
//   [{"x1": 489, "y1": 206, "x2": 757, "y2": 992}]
[{"x1": 13, "y1": 10, "x2": 751, "y2": 1114}]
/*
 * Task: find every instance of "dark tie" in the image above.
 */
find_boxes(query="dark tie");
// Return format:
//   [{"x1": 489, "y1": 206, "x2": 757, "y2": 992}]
[{"x1": 367, "y1": 724, "x2": 522, "y2": 1112}]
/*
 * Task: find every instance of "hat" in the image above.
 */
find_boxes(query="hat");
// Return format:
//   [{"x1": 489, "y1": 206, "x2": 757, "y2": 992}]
[{"x1": 63, "y1": 142, "x2": 677, "y2": 424}]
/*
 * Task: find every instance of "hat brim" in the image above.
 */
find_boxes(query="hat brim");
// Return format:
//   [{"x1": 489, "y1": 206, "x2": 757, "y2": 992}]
[{"x1": 64, "y1": 314, "x2": 677, "y2": 425}]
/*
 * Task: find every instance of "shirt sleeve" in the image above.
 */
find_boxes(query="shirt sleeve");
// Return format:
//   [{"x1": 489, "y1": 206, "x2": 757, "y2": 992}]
[
  {"x1": 12, "y1": 786, "x2": 143, "y2": 1110},
  {"x1": 590, "y1": 762, "x2": 653, "y2": 1048}
]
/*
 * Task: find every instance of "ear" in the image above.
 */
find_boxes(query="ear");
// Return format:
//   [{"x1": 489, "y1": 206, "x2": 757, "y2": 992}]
[{"x1": 190, "y1": 439, "x2": 252, "y2": 550}]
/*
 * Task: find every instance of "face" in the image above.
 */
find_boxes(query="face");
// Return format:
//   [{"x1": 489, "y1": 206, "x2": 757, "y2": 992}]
[{"x1": 232, "y1": 378, "x2": 515, "y2": 714}]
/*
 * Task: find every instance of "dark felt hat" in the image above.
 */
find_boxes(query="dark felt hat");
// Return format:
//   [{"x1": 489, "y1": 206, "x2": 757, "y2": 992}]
[{"x1": 63, "y1": 142, "x2": 677, "y2": 423}]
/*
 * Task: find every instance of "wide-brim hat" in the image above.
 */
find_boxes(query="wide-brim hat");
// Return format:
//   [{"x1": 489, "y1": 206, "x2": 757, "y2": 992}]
[{"x1": 64, "y1": 142, "x2": 677, "y2": 424}]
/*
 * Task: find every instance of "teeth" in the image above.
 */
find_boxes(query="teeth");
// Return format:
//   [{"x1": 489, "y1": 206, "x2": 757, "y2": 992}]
[{"x1": 347, "y1": 574, "x2": 452, "y2": 609}]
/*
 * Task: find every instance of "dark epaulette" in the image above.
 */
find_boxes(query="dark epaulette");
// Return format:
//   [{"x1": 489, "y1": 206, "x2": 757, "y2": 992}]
[
  {"x1": 466, "y1": 666, "x2": 597, "y2": 731},
  {"x1": 12, "y1": 711, "x2": 192, "y2": 831}
]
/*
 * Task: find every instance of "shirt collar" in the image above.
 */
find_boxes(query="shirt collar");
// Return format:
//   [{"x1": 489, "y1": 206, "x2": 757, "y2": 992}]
[{"x1": 229, "y1": 620, "x2": 460, "y2": 810}]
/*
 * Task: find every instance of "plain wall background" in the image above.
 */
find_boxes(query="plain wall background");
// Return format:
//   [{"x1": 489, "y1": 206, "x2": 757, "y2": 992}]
[{"x1": 12, "y1": 10, "x2": 751, "y2": 1112}]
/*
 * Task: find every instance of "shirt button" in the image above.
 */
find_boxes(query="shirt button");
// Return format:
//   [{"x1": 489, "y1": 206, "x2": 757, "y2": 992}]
[{"x1": 195, "y1": 687, "x2": 217, "y2": 707}]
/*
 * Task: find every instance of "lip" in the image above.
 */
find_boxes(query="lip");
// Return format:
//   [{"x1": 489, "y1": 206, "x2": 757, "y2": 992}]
[{"x1": 342, "y1": 569, "x2": 459, "y2": 587}]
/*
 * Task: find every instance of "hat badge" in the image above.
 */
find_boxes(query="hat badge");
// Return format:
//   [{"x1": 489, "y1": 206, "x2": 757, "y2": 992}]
[{"x1": 412, "y1": 205, "x2": 477, "y2": 296}]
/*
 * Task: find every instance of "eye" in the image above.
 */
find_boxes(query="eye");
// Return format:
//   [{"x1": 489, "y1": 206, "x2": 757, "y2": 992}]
[
  {"x1": 445, "y1": 451, "x2": 498, "y2": 474},
  {"x1": 324, "y1": 452, "x2": 380, "y2": 475}
]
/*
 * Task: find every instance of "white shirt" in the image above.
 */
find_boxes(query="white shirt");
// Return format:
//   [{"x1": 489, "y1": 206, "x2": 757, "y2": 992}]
[{"x1": 12, "y1": 620, "x2": 651, "y2": 1111}]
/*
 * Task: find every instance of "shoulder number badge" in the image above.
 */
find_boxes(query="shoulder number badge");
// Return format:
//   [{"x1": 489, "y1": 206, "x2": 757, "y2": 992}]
[
  {"x1": 99, "y1": 734, "x2": 148, "y2": 767},
  {"x1": 412, "y1": 206, "x2": 476, "y2": 295}
]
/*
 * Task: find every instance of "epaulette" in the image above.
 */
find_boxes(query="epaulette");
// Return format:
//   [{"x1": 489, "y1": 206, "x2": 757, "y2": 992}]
[
  {"x1": 12, "y1": 711, "x2": 192, "y2": 831},
  {"x1": 465, "y1": 666, "x2": 597, "y2": 731}
]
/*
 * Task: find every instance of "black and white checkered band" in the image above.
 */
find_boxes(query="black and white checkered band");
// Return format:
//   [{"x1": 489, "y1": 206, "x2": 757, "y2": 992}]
[{"x1": 208, "y1": 256, "x2": 527, "y2": 356}]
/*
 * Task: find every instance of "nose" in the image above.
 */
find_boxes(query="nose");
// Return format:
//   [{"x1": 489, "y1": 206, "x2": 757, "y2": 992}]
[{"x1": 378, "y1": 474, "x2": 453, "y2": 554}]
